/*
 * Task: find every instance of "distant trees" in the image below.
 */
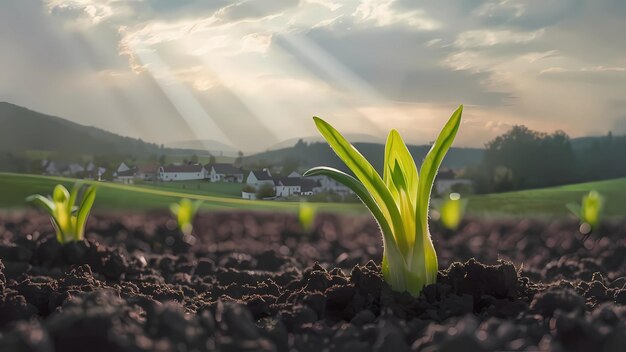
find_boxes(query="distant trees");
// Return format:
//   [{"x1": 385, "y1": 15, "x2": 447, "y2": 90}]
[
  {"x1": 472, "y1": 126, "x2": 576, "y2": 193},
  {"x1": 576, "y1": 132, "x2": 626, "y2": 181},
  {"x1": 470, "y1": 125, "x2": 626, "y2": 194},
  {"x1": 294, "y1": 138, "x2": 308, "y2": 149}
]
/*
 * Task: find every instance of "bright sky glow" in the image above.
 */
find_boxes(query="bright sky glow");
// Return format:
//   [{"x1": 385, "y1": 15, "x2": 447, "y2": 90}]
[{"x1": 1, "y1": 0, "x2": 625, "y2": 152}]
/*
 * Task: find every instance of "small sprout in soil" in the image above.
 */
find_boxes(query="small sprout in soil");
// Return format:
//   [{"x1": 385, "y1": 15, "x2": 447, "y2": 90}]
[
  {"x1": 26, "y1": 183, "x2": 96, "y2": 244},
  {"x1": 298, "y1": 201, "x2": 317, "y2": 232},
  {"x1": 170, "y1": 198, "x2": 202, "y2": 237},
  {"x1": 566, "y1": 190, "x2": 604, "y2": 238},
  {"x1": 437, "y1": 193, "x2": 467, "y2": 230},
  {"x1": 304, "y1": 106, "x2": 463, "y2": 296}
]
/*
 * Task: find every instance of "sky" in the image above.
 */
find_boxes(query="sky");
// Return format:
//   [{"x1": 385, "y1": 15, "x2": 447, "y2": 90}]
[{"x1": 1, "y1": 0, "x2": 625, "y2": 152}]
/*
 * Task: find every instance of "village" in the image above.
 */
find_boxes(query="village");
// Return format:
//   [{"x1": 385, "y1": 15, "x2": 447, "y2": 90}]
[
  {"x1": 38, "y1": 159, "x2": 361, "y2": 200},
  {"x1": 38, "y1": 158, "x2": 472, "y2": 201}
]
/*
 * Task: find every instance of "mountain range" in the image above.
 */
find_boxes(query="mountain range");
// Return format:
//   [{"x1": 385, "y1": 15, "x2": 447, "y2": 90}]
[
  {"x1": 1, "y1": 101, "x2": 617, "y2": 173},
  {"x1": 0, "y1": 102, "x2": 167, "y2": 156}
]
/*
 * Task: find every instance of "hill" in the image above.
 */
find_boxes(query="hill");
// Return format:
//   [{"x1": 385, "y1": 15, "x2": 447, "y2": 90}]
[
  {"x1": 1, "y1": 172, "x2": 623, "y2": 219},
  {"x1": 167, "y1": 139, "x2": 238, "y2": 156},
  {"x1": 0, "y1": 102, "x2": 169, "y2": 157},
  {"x1": 245, "y1": 140, "x2": 484, "y2": 173},
  {"x1": 0, "y1": 172, "x2": 362, "y2": 214},
  {"x1": 266, "y1": 133, "x2": 386, "y2": 151},
  {"x1": 468, "y1": 177, "x2": 626, "y2": 217}
]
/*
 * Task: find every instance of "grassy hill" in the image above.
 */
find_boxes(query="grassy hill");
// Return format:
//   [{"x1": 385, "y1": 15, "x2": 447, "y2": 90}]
[
  {"x1": 0, "y1": 173, "x2": 362, "y2": 214},
  {"x1": 0, "y1": 102, "x2": 211, "y2": 159},
  {"x1": 1, "y1": 172, "x2": 624, "y2": 219},
  {"x1": 245, "y1": 141, "x2": 484, "y2": 173},
  {"x1": 468, "y1": 177, "x2": 626, "y2": 218},
  {"x1": 0, "y1": 102, "x2": 164, "y2": 156}
]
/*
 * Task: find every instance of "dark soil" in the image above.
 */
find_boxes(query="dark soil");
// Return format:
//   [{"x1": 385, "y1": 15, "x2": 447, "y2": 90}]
[{"x1": 0, "y1": 210, "x2": 625, "y2": 351}]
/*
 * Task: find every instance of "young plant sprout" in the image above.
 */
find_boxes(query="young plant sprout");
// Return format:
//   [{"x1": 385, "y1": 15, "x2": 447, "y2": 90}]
[
  {"x1": 170, "y1": 198, "x2": 202, "y2": 237},
  {"x1": 438, "y1": 193, "x2": 467, "y2": 230},
  {"x1": 298, "y1": 202, "x2": 317, "y2": 232},
  {"x1": 26, "y1": 183, "x2": 97, "y2": 244},
  {"x1": 304, "y1": 106, "x2": 463, "y2": 296},
  {"x1": 566, "y1": 190, "x2": 604, "y2": 238}
]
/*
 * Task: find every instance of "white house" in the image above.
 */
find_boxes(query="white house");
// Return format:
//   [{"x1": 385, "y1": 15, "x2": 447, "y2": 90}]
[
  {"x1": 307, "y1": 175, "x2": 353, "y2": 195},
  {"x1": 287, "y1": 171, "x2": 302, "y2": 178},
  {"x1": 65, "y1": 163, "x2": 85, "y2": 177},
  {"x1": 115, "y1": 168, "x2": 136, "y2": 184},
  {"x1": 158, "y1": 164, "x2": 205, "y2": 181},
  {"x1": 206, "y1": 163, "x2": 244, "y2": 183},
  {"x1": 84, "y1": 167, "x2": 106, "y2": 181},
  {"x1": 135, "y1": 164, "x2": 158, "y2": 181},
  {"x1": 300, "y1": 179, "x2": 319, "y2": 196},
  {"x1": 41, "y1": 160, "x2": 59, "y2": 175},
  {"x1": 246, "y1": 169, "x2": 275, "y2": 188},
  {"x1": 117, "y1": 162, "x2": 131, "y2": 173},
  {"x1": 275, "y1": 178, "x2": 301, "y2": 197},
  {"x1": 241, "y1": 173, "x2": 322, "y2": 199}
]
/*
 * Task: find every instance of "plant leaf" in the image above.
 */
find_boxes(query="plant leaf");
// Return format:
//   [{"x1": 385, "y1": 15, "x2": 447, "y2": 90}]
[
  {"x1": 415, "y1": 105, "x2": 463, "y2": 283},
  {"x1": 75, "y1": 185, "x2": 96, "y2": 241},
  {"x1": 26, "y1": 194, "x2": 64, "y2": 243},
  {"x1": 416, "y1": 105, "x2": 463, "y2": 236},
  {"x1": 303, "y1": 166, "x2": 405, "y2": 266},
  {"x1": 26, "y1": 194, "x2": 55, "y2": 215},
  {"x1": 53, "y1": 184, "x2": 69, "y2": 204},
  {"x1": 312, "y1": 117, "x2": 408, "y2": 254},
  {"x1": 68, "y1": 183, "x2": 81, "y2": 214},
  {"x1": 384, "y1": 130, "x2": 418, "y2": 209},
  {"x1": 51, "y1": 185, "x2": 71, "y2": 241},
  {"x1": 304, "y1": 166, "x2": 407, "y2": 289}
]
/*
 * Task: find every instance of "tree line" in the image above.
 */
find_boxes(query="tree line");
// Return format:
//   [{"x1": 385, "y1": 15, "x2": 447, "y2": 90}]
[{"x1": 468, "y1": 126, "x2": 626, "y2": 193}]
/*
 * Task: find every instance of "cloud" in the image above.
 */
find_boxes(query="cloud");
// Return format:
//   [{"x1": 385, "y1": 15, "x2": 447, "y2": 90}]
[
  {"x1": 353, "y1": 0, "x2": 440, "y2": 30},
  {"x1": 215, "y1": 0, "x2": 300, "y2": 22},
  {"x1": 2, "y1": 0, "x2": 626, "y2": 151},
  {"x1": 540, "y1": 66, "x2": 626, "y2": 85},
  {"x1": 453, "y1": 29, "x2": 544, "y2": 49},
  {"x1": 306, "y1": 0, "x2": 344, "y2": 12},
  {"x1": 287, "y1": 25, "x2": 512, "y2": 106}
]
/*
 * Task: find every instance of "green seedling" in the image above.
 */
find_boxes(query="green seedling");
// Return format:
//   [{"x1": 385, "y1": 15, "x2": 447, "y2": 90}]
[
  {"x1": 566, "y1": 190, "x2": 604, "y2": 237},
  {"x1": 299, "y1": 202, "x2": 317, "y2": 232},
  {"x1": 304, "y1": 106, "x2": 463, "y2": 296},
  {"x1": 438, "y1": 193, "x2": 467, "y2": 230},
  {"x1": 170, "y1": 198, "x2": 202, "y2": 236},
  {"x1": 26, "y1": 183, "x2": 97, "y2": 244}
]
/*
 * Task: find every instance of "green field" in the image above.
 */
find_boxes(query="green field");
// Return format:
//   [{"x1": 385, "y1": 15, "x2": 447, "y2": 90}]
[
  {"x1": 0, "y1": 172, "x2": 624, "y2": 218},
  {"x1": 467, "y1": 177, "x2": 626, "y2": 218},
  {"x1": 133, "y1": 180, "x2": 243, "y2": 198},
  {"x1": 0, "y1": 173, "x2": 362, "y2": 214}
]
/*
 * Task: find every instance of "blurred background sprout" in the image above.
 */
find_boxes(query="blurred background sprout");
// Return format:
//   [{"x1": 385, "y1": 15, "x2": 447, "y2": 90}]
[
  {"x1": 437, "y1": 193, "x2": 467, "y2": 230},
  {"x1": 298, "y1": 201, "x2": 317, "y2": 232},
  {"x1": 170, "y1": 198, "x2": 202, "y2": 237},
  {"x1": 26, "y1": 183, "x2": 96, "y2": 244},
  {"x1": 566, "y1": 190, "x2": 604, "y2": 237}
]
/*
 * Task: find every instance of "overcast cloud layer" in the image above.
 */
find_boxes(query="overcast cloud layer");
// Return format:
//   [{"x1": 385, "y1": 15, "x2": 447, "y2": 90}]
[{"x1": 1, "y1": 0, "x2": 625, "y2": 152}]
